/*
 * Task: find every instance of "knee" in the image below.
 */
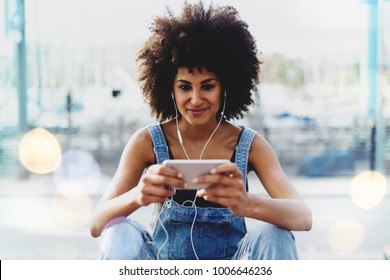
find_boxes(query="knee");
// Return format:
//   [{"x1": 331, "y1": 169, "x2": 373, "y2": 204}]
[
  {"x1": 99, "y1": 218, "x2": 147, "y2": 259},
  {"x1": 241, "y1": 222, "x2": 298, "y2": 260},
  {"x1": 101, "y1": 218, "x2": 141, "y2": 241},
  {"x1": 250, "y1": 222, "x2": 295, "y2": 242}
]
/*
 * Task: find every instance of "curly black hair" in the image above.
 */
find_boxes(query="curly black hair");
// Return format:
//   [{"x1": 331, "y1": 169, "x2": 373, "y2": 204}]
[{"x1": 136, "y1": 1, "x2": 261, "y2": 122}]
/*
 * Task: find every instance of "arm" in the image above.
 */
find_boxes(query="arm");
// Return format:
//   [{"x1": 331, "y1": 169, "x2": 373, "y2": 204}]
[
  {"x1": 247, "y1": 133, "x2": 312, "y2": 231},
  {"x1": 197, "y1": 133, "x2": 312, "y2": 231},
  {"x1": 89, "y1": 127, "x2": 185, "y2": 238}
]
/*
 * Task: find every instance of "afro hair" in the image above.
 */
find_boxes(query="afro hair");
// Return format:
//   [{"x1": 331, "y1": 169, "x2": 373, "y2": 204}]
[{"x1": 137, "y1": 1, "x2": 261, "y2": 121}]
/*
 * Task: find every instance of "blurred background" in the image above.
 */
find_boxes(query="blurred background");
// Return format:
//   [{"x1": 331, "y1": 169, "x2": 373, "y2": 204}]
[{"x1": 0, "y1": 0, "x2": 390, "y2": 260}]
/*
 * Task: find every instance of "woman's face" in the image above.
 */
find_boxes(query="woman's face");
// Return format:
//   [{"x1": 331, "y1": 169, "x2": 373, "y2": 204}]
[{"x1": 173, "y1": 67, "x2": 222, "y2": 126}]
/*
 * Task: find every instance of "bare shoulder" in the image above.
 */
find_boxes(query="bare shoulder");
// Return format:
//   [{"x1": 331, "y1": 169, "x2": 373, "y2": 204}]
[
  {"x1": 247, "y1": 129, "x2": 280, "y2": 168},
  {"x1": 248, "y1": 128, "x2": 272, "y2": 150},
  {"x1": 122, "y1": 125, "x2": 155, "y2": 166},
  {"x1": 223, "y1": 122, "x2": 244, "y2": 139},
  {"x1": 132, "y1": 125, "x2": 154, "y2": 144}
]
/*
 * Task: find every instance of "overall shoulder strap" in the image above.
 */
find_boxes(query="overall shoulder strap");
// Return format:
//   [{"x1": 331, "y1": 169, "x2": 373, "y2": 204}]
[
  {"x1": 235, "y1": 127, "x2": 257, "y2": 186},
  {"x1": 147, "y1": 123, "x2": 170, "y2": 164}
]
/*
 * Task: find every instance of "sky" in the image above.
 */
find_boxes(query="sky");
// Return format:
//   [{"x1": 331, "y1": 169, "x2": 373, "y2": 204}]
[{"x1": 25, "y1": 0, "x2": 385, "y2": 58}]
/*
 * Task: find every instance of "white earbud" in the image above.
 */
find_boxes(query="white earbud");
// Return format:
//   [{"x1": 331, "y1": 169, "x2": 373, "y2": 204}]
[
  {"x1": 171, "y1": 92, "x2": 179, "y2": 118},
  {"x1": 177, "y1": 130, "x2": 183, "y2": 144},
  {"x1": 171, "y1": 92, "x2": 183, "y2": 144},
  {"x1": 220, "y1": 90, "x2": 227, "y2": 118},
  {"x1": 171, "y1": 90, "x2": 226, "y2": 145}
]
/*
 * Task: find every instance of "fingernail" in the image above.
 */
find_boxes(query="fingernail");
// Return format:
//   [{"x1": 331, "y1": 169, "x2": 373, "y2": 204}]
[{"x1": 210, "y1": 168, "x2": 216, "y2": 174}]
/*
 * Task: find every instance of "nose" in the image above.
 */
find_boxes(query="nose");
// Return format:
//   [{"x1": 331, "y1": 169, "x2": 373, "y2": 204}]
[{"x1": 191, "y1": 89, "x2": 203, "y2": 106}]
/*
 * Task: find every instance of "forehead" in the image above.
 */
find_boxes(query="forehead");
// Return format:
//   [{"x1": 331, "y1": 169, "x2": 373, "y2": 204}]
[{"x1": 175, "y1": 67, "x2": 218, "y2": 81}]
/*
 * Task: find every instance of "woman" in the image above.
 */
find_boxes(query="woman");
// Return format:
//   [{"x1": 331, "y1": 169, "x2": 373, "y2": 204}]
[{"x1": 89, "y1": 1, "x2": 312, "y2": 260}]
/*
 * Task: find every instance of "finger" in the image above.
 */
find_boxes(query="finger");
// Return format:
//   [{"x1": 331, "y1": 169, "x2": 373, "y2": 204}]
[
  {"x1": 194, "y1": 173, "x2": 242, "y2": 189},
  {"x1": 142, "y1": 184, "x2": 174, "y2": 197},
  {"x1": 139, "y1": 192, "x2": 171, "y2": 206},
  {"x1": 143, "y1": 172, "x2": 187, "y2": 189},
  {"x1": 148, "y1": 164, "x2": 184, "y2": 179},
  {"x1": 198, "y1": 185, "x2": 234, "y2": 197},
  {"x1": 210, "y1": 163, "x2": 243, "y2": 178},
  {"x1": 198, "y1": 184, "x2": 246, "y2": 205},
  {"x1": 139, "y1": 185, "x2": 174, "y2": 206},
  {"x1": 200, "y1": 193, "x2": 237, "y2": 207}
]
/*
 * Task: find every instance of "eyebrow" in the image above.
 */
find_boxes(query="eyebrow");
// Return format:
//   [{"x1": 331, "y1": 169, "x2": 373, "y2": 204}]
[{"x1": 176, "y1": 78, "x2": 217, "y2": 84}]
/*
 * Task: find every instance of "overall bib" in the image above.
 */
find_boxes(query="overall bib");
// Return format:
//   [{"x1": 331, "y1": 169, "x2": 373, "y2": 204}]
[{"x1": 148, "y1": 124, "x2": 254, "y2": 260}]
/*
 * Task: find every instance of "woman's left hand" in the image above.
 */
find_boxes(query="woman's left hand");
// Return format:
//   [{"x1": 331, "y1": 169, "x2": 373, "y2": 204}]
[{"x1": 196, "y1": 162, "x2": 251, "y2": 217}]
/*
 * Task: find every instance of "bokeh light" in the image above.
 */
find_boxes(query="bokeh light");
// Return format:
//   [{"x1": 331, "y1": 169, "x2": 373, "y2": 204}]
[
  {"x1": 51, "y1": 181, "x2": 92, "y2": 227},
  {"x1": 0, "y1": 197, "x2": 52, "y2": 233},
  {"x1": 328, "y1": 219, "x2": 364, "y2": 256},
  {"x1": 18, "y1": 128, "x2": 62, "y2": 174},
  {"x1": 350, "y1": 170, "x2": 387, "y2": 209},
  {"x1": 53, "y1": 149, "x2": 104, "y2": 194}
]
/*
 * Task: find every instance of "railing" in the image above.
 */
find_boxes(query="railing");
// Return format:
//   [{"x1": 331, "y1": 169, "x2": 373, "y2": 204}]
[{"x1": 2, "y1": 117, "x2": 389, "y2": 179}]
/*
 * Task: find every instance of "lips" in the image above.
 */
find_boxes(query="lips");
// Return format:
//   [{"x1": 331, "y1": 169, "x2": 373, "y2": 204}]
[{"x1": 187, "y1": 108, "x2": 208, "y2": 117}]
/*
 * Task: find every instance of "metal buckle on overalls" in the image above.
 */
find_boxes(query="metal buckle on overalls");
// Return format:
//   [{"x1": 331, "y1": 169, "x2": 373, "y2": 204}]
[{"x1": 165, "y1": 200, "x2": 172, "y2": 209}]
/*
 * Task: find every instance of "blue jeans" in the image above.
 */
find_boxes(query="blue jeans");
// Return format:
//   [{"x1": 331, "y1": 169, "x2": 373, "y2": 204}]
[{"x1": 99, "y1": 201, "x2": 299, "y2": 260}]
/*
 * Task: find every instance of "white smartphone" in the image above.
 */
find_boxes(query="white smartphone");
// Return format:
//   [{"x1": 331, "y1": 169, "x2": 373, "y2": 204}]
[{"x1": 163, "y1": 159, "x2": 230, "y2": 189}]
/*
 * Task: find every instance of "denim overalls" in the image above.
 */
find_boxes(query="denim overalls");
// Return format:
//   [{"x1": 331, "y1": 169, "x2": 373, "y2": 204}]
[
  {"x1": 99, "y1": 124, "x2": 299, "y2": 260},
  {"x1": 148, "y1": 124, "x2": 256, "y2": 260}
]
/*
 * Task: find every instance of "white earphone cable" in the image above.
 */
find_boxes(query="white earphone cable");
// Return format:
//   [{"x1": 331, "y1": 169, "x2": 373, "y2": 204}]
[
  {"x1": 172, "y1": 91, "x2": 226, "y2": 160},
  {"x1": 156, "y1": 91, "x2": 227, "y2": 260}
]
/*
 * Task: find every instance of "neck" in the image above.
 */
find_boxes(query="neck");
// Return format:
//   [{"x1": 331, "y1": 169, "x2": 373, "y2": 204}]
[
  {"x1": 176, "y1": 118, "x2": 223, "y2": 159},
  {"x1": 178, "y1": 120, "x2": 220, "y2": 141}
]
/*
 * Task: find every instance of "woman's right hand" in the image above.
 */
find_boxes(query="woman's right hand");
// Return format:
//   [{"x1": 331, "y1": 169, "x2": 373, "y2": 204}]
[{"x1": 136, "y1": 164, "x2": 186, "y2": 206}]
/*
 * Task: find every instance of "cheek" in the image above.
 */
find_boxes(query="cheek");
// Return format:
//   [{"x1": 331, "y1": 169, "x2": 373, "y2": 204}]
[
  {"x1": 176, "y1": 97, "x2": 190, "y2": 110},
  {"x1": 214, "y1": 96, "x2": 223, "y2": 108}
]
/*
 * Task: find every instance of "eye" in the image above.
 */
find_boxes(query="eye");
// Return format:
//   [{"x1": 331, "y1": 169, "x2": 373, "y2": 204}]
[
  {"x1": 178, "y1": 84, "x2": 192, "y2": 91},
  {"x1": 202, "y1": 84, "x2": 215, "y2": 91}
]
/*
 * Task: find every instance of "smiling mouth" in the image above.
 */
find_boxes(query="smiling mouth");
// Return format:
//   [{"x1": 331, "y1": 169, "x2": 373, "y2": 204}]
[{"x1": 187, "y1": 108, "x2": 208, "y2": 116}]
